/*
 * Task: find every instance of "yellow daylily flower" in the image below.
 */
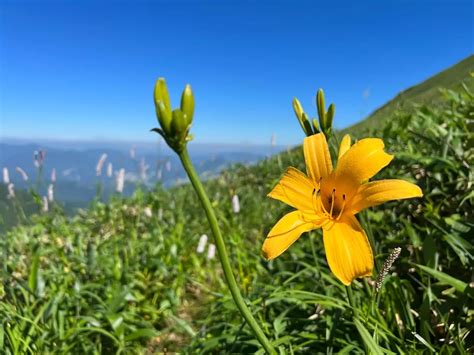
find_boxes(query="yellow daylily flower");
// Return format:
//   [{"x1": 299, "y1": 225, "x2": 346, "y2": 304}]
[{"x1": 262, "y1": 133, "x2": 423, "y2": 285}]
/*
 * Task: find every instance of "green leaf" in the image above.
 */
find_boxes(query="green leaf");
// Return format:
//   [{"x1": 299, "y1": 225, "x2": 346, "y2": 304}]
[
  {"x1": 415, "y1": 264, "x2": 467, "y2": 292},
  {"x1": 353, "y1": 319, "x2": 384, "y2": 355}
]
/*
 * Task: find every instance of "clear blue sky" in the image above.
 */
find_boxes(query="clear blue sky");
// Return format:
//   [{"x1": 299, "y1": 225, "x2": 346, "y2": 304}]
[{"x1": 1, "y1": 0, "x2": 472, "y2": 145}]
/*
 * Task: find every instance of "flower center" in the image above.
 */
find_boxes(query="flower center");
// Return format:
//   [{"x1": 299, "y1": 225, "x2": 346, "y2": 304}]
[{"x1": 312, "y1": 178, "x2": 350, "y2": 220}]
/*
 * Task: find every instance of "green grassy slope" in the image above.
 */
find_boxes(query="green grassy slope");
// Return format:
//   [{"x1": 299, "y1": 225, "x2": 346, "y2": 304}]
[{"x1": 344, "y1": 55, "x2": 474, "y2": 135}]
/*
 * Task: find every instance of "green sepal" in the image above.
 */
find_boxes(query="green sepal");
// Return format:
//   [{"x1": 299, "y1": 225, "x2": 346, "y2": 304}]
[{"x1": 180, "y1": 84, "x2": 194, "y2": 125}]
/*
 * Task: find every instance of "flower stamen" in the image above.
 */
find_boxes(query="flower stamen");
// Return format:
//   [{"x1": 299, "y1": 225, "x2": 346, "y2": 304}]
[
  {"x1": 336, "y1": 194, "x2": 347, "y2": 220},
  {"x1": 329, "y1": 189, "x2": 336, "y2": 217}
]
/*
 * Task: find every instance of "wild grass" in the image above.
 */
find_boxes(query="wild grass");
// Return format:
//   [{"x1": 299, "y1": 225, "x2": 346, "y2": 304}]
[{"x1": 0, "y1": 87, "x2": 473, "y2": 353}]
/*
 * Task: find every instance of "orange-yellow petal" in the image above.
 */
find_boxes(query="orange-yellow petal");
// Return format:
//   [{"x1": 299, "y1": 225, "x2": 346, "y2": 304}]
[
  {"x1": 268, "y1": 167, "x2": 316, "y2": 212},
  {"x1": 303, "y1": 133, "x2": 333, "y2": 183},
  {"x1": 322, "y1": 215, "x2": 373, "y2": 285},
  {"x1": 338, "y1": 134, "x2": 351, "y2": 160},
  {"x1": 335, "y1": 138, "x2": 393, "y2": 184},
  {"x1": 262, "y1": 211, "x2": 316, "y2": 260},
  {"x1": 349, "y1": 179, "x2": 423, "y2": 214}
]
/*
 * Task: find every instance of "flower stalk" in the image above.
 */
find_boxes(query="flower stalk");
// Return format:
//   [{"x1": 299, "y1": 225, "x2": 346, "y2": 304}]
[
  {"x1": 178, "y1": 148, "x2": 276, "y2": 354},
  {"x1": 152, "y1": 78, "x2": 276, "y2": 354}
]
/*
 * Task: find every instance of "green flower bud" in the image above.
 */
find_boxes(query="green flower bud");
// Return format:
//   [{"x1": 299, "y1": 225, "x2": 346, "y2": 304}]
[
  {"x1": 301, "y1": 112, "x2": 314, "y2": 136},
  {"x1": 312, "y1": 118, "x2": 320, "y2": 133},
  {"x1": 292, "y1": 98, "x2": 304, "y2": 120},
  {"x1": 171, "y1": 109, "x2": 189, "y2": 137},
  {"x1": 154, "y1": 78, "x2": 172, "y2": 119},
  {"x1": 316, "y1": 89, "x2": 327, "y2": 130},
  {"x1": 156, "y1": 100, "x2": 172, "y2": 133},
  {"x1": 326, "y1": 103, "x2": 335, "y2": 129},
  {"x1": 180, "y1": 84, "x2": 194, "y2": 125}
]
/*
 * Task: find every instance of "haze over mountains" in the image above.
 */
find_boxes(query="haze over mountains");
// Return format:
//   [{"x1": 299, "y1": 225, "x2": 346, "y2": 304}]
[{"x1": 0, "y1": 138, "x2": 286, "y2": 207}]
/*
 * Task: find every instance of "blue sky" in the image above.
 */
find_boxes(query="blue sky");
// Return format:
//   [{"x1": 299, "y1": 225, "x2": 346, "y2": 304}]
[{"x1": 1, "y1": 0, "x2": 472, "y2": 145}]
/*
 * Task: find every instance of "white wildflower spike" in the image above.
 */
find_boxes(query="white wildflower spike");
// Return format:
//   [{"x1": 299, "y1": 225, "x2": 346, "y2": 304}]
[
  {"x1": 96, "y1": 153, "x2": 108, "y2": 176},
  {"x1": 375, "y1": 247, "x2": 402, "y2": 292},
  {"x1": 144, "y1": 206, "x2": 153, "y2": 218},
  {"x1": 51, "y1": 168, "x2": 56, "y2": 183},
  {"x1": 106, "y1": 162, "x2": 113, "y2": 177},
  {"x1": 139, "y1": 157, "x2": 148, "y2": 181},
  {"x1": 16, "y1": 167, "x2": 29, "y2": 181},
  {"x1": 47, "y1": 184, "x2": 54, "y2": 202},
  {"x1": 34, "y1": 150, "x2": 46, "y2": 168},
  {"x1": 197, "y1": 234, "x2": 208, "y2": 253},
  {"x1": 7, "y1": 183, "x2": 15, "y2": 199},
  {"x1": 207, "y1": 243, "x2": 216, "y2": 260},
  {"x1": 42, "y1": 196, "x2": 49, "y2": 212},
  {"x1": 116, "y1": 168, "x2": 125, "y2": 193},
  {"x1": 3, "y1": 167, "x2": 10, "y2": 184},
  {"x1": 232, "y1": 194, "x2": 240, "y2": 214}
]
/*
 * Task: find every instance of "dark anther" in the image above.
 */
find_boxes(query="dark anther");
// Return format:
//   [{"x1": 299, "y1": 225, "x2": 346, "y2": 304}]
[{"x1": 342, "y1": 194, "x2": 346, "y2": 200}]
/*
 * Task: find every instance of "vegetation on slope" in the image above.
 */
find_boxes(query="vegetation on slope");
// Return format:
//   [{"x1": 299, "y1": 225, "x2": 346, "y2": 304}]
[
  {"x1": 345, "y1": 55, "x2": 474, "y2": 135},
  {"x1": 0, "y1": 86, "x2": 473, "y2": 353}
]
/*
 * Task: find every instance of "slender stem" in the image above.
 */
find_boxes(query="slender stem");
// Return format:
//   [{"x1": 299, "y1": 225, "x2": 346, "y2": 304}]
[
  {"x1": 345, "y1": 285, "x2": 355, "y2": 310},
  {"x1": 178, "y1": 148, "x2": 276, "y2": 354}
]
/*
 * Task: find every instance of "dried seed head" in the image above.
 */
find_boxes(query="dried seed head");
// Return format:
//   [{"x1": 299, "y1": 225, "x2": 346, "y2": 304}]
[{"x1": 375, "y1": 247, "x2": 402, "y2": 292}]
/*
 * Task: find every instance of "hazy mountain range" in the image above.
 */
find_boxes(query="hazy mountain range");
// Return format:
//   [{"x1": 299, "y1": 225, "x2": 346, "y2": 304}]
[{"x1": 0, "y1": 138, "x2": 287, "y2": 207}]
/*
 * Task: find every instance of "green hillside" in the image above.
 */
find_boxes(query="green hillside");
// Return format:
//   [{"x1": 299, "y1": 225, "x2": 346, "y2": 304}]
[{"x1": 345, "y1": 55, "x2": 474, "y2": 135}]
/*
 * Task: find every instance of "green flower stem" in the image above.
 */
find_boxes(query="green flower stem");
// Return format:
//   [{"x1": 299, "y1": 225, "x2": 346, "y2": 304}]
[
  {"x1": 345, "y1": 285, "x2": 355, "y2": 310},
  {"x1": 178, "y1": 148, "x2": 276, "y2": 354}
]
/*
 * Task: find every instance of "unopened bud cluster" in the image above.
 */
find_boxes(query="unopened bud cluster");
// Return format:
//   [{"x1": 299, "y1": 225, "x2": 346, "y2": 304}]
[
  {"x1": 152, "y1": 78, "x2": 194, "y2": 153},
  {"x1": 293, "y1": 89, "x2": 335, "y2": 138}
]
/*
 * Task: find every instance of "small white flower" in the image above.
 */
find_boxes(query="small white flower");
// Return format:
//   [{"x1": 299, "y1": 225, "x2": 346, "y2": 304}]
[
  {"x1": 197, "y1": 234, "x2": 208, "y2": 253},
  {"x1": 50, "y1": 168, "x2": 56, "y2": 183},
  {"x1": 232, "y1": 194, "x2": 240, "y2": 214},
  {"x1": 106, "y1": 162, "x2": 113, "y2": 178},
  {"x1": 42, "y1": 196, "x2": 49, "y2": 212},
  {"x1": 116, "y1": 168, "x2": 125, "y2": 193},
  {"x1": 139, "y1": 158, "x2": 148, "y2": 181},
  {"x1": 144, "y1": 206, "x2": 153, "y2": 218},
  {"x1": 96, "y1": 153, "x2": 108, "y2": 176},
  {"x1": 7, "y1": 183, "x2": 15, "y2": 199},
  {"x1": 207, "y1": 243, "x2": 216, "y2": 260},
  {"x1": 16, "y1": 167, "x2": 29, "y2": 181},
  {"x1": 47, "y1": 184, "x2": 54, "y2": 202},
  {"x1": 3, "y1": 167, "x2": 10, "y2": 184}
]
